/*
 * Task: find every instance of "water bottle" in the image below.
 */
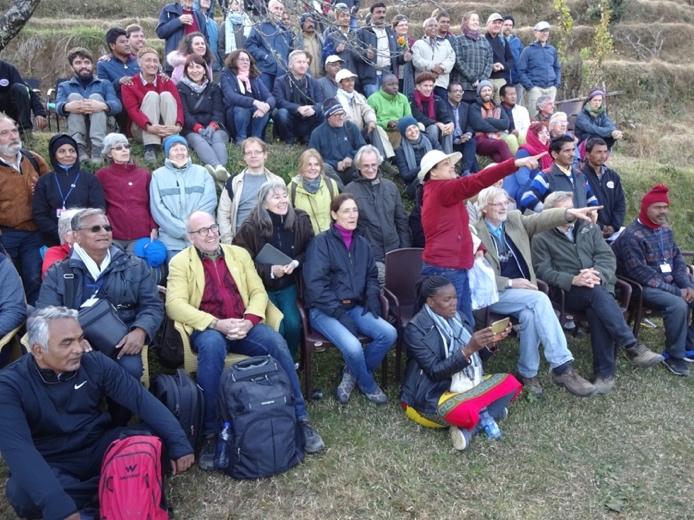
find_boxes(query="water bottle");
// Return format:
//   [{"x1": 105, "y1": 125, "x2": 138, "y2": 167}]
[
  {"x1": 214, "y1": 421, "x2": 232, "y2": 469},
  {"x1": 479, "y1": 409, "x2": 502, "y2": 440}
]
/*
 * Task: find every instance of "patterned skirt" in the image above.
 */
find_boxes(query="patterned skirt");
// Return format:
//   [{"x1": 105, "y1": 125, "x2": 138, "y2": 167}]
[{"x1": 402, "y1": 373, "x2": 522, "y2": 430}]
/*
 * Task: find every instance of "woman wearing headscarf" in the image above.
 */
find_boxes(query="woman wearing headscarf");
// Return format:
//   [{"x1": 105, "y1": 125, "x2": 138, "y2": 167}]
[
  {"x1": 401, "y1": 276, "x2": 521, "y2": 450},
  {"x1": 393, "y1": 116, "x2": 440, "y2": 197},
  {"x1": 503, "y1": 122, "x2": 553, "y2": 206},
  {"x1": 32, "y1": 134, "x2": 105, "y2": 246}
]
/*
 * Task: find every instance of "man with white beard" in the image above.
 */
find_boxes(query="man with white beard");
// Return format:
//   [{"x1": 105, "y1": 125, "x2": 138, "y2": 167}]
[{"x1": 0, "y1": 115, "x2": 50, "y2": 304}]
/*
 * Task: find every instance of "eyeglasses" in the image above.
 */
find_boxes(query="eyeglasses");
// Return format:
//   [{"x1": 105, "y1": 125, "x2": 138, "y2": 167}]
[
  {"x1": 488, "y1": 201, "x2": 509, "y2": 208},
  {"x1": 244, "y1": 149, "x2": 265, "y2": 156},
  {"x1": 111, "y1": 144, "x2": 131, "y2": 151},
  {"x1": 189, "y1": 224, "x2": 219, "y2": 235},
  {"x1": 80, "y1": 225, "x2": 113, "y2": 233}
]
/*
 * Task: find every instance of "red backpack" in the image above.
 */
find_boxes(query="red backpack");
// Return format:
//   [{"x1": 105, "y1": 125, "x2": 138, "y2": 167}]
[{"x1": 99, "y1": 435, "x2": 169, "y2": 520}]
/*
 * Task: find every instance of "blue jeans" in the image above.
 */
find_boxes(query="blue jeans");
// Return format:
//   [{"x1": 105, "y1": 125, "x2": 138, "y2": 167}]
[
  {"x1": 229, "y1": 106, "x2": 270, "y2": 142},
  {"x1": 309, "y1": 306, "x2": 396, "y2": 393},
  {"x1": 274, "y1": 108, "x2": 323, "y2": 144},
  {"x1": 268, "y1": 284, "x2": 301, "y2": 359},
  {"x1": 363, "y1": 82, "x2": 379, "y2": 98},
  {"x1": 191, "y1": 324, "x2": 307, "y2": 434},
  {"x1": 488, "y1": 288, "x2": 574, "y2": 378},
  {"x1": 642, "y1": 287, "x2": 694, "y2": 359},
  {"x1": 0, "y1": 228, "x2": 42, "y2": 305},
  {"x1": 421, "y1": 263, "x2": 474, "y2": 330}
]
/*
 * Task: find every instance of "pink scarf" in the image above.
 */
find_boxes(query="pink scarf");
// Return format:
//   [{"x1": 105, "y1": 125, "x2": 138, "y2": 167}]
[
  {"x1": 237, "y1": 70, "x2": 252, "y2": 94},
  {"x1": 414, "y1": 90, "x2": 436, "y2": 120}
]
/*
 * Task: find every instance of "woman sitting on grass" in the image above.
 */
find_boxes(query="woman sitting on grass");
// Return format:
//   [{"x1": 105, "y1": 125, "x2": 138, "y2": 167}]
[{"x1": 400, "y1": 276, "x2": 521, "y2": 451}]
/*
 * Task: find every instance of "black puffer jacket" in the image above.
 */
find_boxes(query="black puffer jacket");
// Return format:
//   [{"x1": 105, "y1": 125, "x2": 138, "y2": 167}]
[
  {"x1": 400, "y1": 308, "x2": 472, "y2": 415},
  {"x1": 37, "y1": 246, "x2": 163, "y2": 342},
  {"x1": 302, "y1": 225, "x2": 380, "y2": 318},
  {"x1": 344, "y1": 175, "x2": 410, "y2": 262}
]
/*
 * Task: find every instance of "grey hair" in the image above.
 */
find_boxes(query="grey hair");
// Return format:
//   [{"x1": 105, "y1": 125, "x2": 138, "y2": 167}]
[
  {"x1": 58, "y1": 207, "x2": 84, "y2": 243},
  {"x1": 477, "y1": 186, "x2": 509, "y2": 214},
  {"x1": 423, "y1": 17, "x2": 437, "y2": 28},
  {"x1": 548, "y1": 111, "x2": 568, "y2": 129},
  {"x1": 101, "y1": 132, "x2": 129, "y2": 159},
  {"x1": 27, "y1": 306, "x2": 79, "y2": 352},
  {"x1": 71, "y1": 208, "x2": 107, "y2": 231},
  {"x1": 536, "y1": 94, "x2": 553, "y2": 110},
  {"x1": 544, "y1": 191, "x2": 574, "y2": 209},
  {"x1": 0, "y1": 112, "x2": 15, "y2": 126},
  {"x1": 247, "y1": 180, "x2": 296, "y2": 238},
  {"x1": 288, "y1": 49, "x2": 307, "y2": 67},
  {"x1": 354, "y1": 144, "x2": 383, "y2": 170}
]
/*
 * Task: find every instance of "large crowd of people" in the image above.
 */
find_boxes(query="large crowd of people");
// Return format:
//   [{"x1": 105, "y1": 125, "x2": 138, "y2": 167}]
[{"x1": 0, "y1": 1, "x2": 692, "y2": 518}]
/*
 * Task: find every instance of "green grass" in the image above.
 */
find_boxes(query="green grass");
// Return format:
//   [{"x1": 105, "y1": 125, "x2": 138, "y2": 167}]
[{"x1": 2, "y1": 323, "x2": 690, "y2": 519}]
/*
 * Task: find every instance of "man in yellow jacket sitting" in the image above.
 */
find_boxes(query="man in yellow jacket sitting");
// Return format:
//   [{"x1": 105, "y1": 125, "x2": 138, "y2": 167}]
[{"x1": 165, "y1": 211, "x2": 325, "y2": 470}]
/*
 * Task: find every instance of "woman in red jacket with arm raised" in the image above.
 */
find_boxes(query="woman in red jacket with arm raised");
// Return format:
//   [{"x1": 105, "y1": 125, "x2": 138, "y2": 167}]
[{"x1": 419, "y1": 149, "x2": 543, "y2": 327}]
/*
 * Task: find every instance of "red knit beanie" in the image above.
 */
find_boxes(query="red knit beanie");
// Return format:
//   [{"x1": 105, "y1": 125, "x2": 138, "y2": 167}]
[{"x1": 639, "y1": 184, "x2": 669, "y2": 228}]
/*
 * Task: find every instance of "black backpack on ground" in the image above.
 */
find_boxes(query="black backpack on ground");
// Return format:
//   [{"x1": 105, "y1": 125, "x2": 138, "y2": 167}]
[
  {"x1": 151, "y1": 369, "x2": 205, "y2": 454},
  {"x1": 218, "y1": 355, "x2": 305, "y2": 479}
]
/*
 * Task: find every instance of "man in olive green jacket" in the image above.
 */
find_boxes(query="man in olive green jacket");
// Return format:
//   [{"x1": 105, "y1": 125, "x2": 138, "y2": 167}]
[{"x1": 530, "y1": 191, "x2": 663, "y2": 394}]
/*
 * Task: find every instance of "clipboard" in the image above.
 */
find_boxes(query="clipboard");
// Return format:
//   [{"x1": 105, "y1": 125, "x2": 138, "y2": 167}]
[{"x1": 255, "y1": 243, "x2": 293, "y2": 265}]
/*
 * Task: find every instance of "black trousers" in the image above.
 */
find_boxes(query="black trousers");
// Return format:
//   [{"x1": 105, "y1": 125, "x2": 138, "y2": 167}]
[{"x1": 563, "y1": 284, "x2": 636, "y2": 377}]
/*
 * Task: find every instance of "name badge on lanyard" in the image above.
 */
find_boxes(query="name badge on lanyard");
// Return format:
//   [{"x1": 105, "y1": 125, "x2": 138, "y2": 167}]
[{"x1": 660, "y1": 263, "x2": 672, "y2": 274}]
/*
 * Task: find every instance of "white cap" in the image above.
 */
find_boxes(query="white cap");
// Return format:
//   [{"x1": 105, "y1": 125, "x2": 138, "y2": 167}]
[
  {"x1": 324, "y1": 55, "x2": 344, "y2": 65},
  {"x1": 486, "y1": 12, "x2": 503, "y2": 24},
  {"x1": 533, "y1": 21, "x2": 551, "y2": 31}
]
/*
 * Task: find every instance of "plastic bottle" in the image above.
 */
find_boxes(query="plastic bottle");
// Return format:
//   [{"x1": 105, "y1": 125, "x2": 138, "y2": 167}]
[
  {"x1": 214, "y1": 421, "x2": 232, "y2": 469},
  {"x1": 478, "y1": 409, "x2": 502, "y2": 440}
]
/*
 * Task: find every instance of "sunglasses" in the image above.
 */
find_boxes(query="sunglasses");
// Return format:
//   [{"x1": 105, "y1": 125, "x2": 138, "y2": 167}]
[
  {"x1": 111, "y1": 144, "x2": 131, "y2": 151},
  {"x1": 80, "y1": 225, "x2": 113, "y2": 233}
]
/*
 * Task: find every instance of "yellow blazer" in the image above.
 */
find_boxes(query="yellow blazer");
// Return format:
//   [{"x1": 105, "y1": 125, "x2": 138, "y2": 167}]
[{"x1": 166, "y1": 244, "x2": 283, "y2": 335}]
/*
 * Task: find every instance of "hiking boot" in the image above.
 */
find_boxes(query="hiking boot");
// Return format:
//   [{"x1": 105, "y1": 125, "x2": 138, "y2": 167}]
[
  {"x1": 551, "y1": 365, "x2": 595, "y2": 397},
  {"x1": 299, "y1": 420, "x2": 325, "y2": 454},
  {"x1": 519, "y1": 375, "x2": 544, "y2": 397},
  {"x1": 198, "y1": 436, "x2": 216, "y2": 471},
  {"x1": 662, "y1": 357, "x2": 690, "y2": 377},
  {"x1": 363, "y1": 386, "x2": 388, "y2": 405},
  {"x1": 592, "y1": 375, "x2": 615, "y2": 395},
  {"x1": 380, "y1": 160, "x2": 398, "y2": 178},
  {"x1": 89, "y1": 151, "x2": 103, "y2": 167},
  {"x1": 335, "y1": 369, "x2": 356, "y2": 404},
  {"x1": 625, "y1": 343, "x2": 664, "y2": 368},
  {"x1": 449, "y1": 426, "x2": 471, "y2": 451}
]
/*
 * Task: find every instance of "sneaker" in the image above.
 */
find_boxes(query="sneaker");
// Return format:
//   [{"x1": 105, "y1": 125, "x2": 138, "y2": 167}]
[
  {"x1": 198, "y1": 436, "x2": 216, "y2": 471},
  {"x1": 625, "y1": 343, "x2": 664, "y2": 368},
  {"x1": 214, "y1": 164, "x2": 230, "y2": 182},
  {"x1": 89, "y1": 152, "x2": 103, "y2": 166},
  {"x1": 592, "y1": 375, "x2": 615, "y2": 395},
  {"x1": 363, "y1": 386, "x2": 388, "y2": 405},
  {"x1": 449, "y1": 426, "x2": 471, "y2": 451},
  {"x1": 519, "y1": 375, "x2": 544, "y2": 397},
  {"x1": 683, "y1": 351, "x2": 694, "y2": 363},
  {"x1": 335, "y1": 369, "x2": 356, "y2": 404},
  {"x1": 299, "y1": 420, "x2": 325, "y2": 454},
  {"x1": 551, "y1": 365, "x2": 595, "y2": 397},
  {"x1": 143, "y1": 148, "x2": 158, "y2": 165},
  {"x1": 662, "y1": 357, "x2": 690, "y2": 377}
]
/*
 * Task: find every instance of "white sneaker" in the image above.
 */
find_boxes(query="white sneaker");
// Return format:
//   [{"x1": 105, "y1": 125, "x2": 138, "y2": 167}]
[{"x1": 449, "y1": 426, "x2": 469, "y2": 451}]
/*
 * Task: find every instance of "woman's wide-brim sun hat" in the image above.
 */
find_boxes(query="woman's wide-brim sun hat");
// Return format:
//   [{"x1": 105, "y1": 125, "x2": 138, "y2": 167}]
[{"x1": 417, "y1": 150, "x2": 462, "y2": 181}]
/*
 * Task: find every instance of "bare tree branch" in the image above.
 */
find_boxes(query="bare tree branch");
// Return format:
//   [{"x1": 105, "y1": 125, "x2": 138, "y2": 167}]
[{"x1": 0, "y1": 0, "x2": 41, "y2": 52}]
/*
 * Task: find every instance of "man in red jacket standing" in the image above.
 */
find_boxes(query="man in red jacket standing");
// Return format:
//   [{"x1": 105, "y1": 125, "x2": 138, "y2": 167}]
[
  {"x1": 419, "y1": 149, "x2": 543, "y2": 327},
  {"x1": 121, "y1": 47, "x2": 184, "y2": 164}
]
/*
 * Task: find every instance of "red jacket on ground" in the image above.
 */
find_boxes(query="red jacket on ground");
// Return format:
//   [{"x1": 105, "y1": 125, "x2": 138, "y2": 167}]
[
  {"x1": 121, "y1": 73, "x2": 184, "y2": 130},
  {"x1": 422, "y1": 158, "x2": 517, "y2": 270}
]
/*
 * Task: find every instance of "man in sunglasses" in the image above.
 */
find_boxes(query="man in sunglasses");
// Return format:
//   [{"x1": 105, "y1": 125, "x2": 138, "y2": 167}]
[
  {"x1": 37, "y1": 208, "x2": 163, "y2": 425},
  {"x1": 165, "y1": 211, "x2": 325, "y2": 470}
]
